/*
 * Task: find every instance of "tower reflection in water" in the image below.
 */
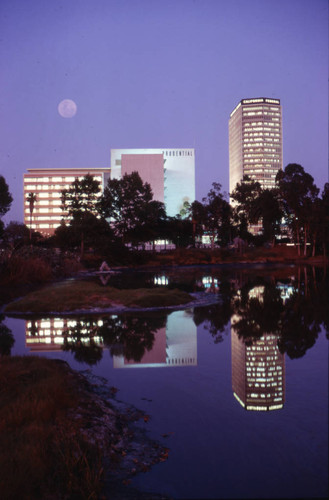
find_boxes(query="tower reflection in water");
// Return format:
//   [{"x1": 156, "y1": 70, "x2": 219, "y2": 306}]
[
  {"x1": 25, "y1": 310, "x2": 197, "y2": 368},
  {"x1": 231, "y1": 285, "x2": 285, "y2": 411}
]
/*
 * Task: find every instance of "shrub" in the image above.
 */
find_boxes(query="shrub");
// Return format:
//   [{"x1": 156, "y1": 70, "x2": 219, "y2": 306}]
[{"x1": 4, "y1": 256, "x2": 52, "y2": 284}]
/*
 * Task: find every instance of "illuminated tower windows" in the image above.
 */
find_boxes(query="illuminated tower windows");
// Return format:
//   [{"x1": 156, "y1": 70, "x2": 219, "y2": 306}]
[{"x1": 229, "y1": 98, "x2": 283, "y2": 196}]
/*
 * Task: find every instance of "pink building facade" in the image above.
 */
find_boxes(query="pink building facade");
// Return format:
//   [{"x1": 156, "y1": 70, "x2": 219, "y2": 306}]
[{"x1": 121, "y1": 153, "x2": 164, "y2": 203}]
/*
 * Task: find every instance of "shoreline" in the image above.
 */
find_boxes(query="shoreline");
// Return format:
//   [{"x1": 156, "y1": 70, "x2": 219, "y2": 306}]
[{"x1": 3, "y1": 291, "x2": 219, "y2": 317}]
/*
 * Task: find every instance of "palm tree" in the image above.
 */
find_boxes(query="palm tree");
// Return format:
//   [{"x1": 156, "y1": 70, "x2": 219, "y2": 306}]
[{"x1": 26, "y1": 192, "x2": 37, "y2": 242}]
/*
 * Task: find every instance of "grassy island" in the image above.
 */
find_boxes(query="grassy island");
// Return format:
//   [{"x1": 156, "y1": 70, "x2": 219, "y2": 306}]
[{"x1": 4, "y1": 279, "x2": 195, "y2": 314}]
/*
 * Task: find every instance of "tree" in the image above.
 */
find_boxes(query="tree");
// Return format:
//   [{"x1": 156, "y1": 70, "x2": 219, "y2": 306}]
[
  {"x1": 0, "y1": 316, "x2": 15, "y2": 356},
  {"x1": 308, "y1": 183, "x2": 329, "y2": 258},
  {"x1": 320, "y1": 183, "x2": 329, "y2": 257},
  {"x1": 191, "y1": 183, "x2": 232, "y2": 248},
  {"x1": 0, "y1": 176, "x2": 13, "y2": 218},
  {"x1": 276, "y1": 164, "x2": 319, "y2": 256},
  {"x1": 230, "y1": 176, "x2": 263, "y2": 243},
  {"x1": 61, "y1": 174, "x2": 102, "y2": 257},
  {"x1": 55, "y1": 212, "x2": 115, "y2": 255},
  {"x1": 0, "y1": 176, "x2": 13, "y2": 237},
  {"x1": 231, "y1": 176, "x2": 262, "y2": 224},
  {"x1": 190, "y1": 200, "x2": 207, "y2": 245},
  {"x1": 130, "y1": 199, "x2": 167, "y2": 249},
  {"x1": 26, "y1": 192, "x2": 37, "y2": 242},
  {"x1": 231, "y1": 176, "x2": 285, "y2": 246},
  {"x1": 163, "y1": 215, "x2": 193, "y2": 248},
  {"x1": 61, "y1": 174, "x2": 101, "y2": 219},
  {"x1": 99, "y1": 171, "x2": 166, "y2": 245},
  {"x1": 2, "y1": 221, "x2": 30, "y2": 253},
  {"x1": 256, "y1": 188, "x2": 283, "y2": 246}
]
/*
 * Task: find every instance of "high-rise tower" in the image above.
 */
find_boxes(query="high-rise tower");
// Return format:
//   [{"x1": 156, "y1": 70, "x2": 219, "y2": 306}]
[{"x1": 229, "y1": 98, "x2": 283, "y2": 196}]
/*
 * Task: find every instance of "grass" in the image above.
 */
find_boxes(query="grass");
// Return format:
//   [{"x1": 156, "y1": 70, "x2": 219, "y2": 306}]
[
  {"x1": 4, "y1": 280, "x2": 195, "y2": 313},
  {"x1": 0, "y1": 356, "x2": 104, "y2": 499}
]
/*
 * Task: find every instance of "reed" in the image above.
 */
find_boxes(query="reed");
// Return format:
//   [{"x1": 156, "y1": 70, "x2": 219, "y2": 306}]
[
  {"x1": 1, "y1": 255, "x2": 53, "y2": 285},
  {"x1": 0, "y1": 356, "x2": 104, "y2": 499}
]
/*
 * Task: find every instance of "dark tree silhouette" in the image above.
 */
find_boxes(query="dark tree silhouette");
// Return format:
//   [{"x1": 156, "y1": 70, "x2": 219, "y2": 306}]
[
  {"x1": 0, "y1": 176, "x2": 13, "y2": 237},
  {"x1": 99, "y1": 171, "x2": 166, "y2": 246},
  {"x1": 193, "y1": 279, "x2": 233, "y2": 342},
  {"x1": 191, "y1": 183, "x2": 232, "y2": 248},
  {"x1": 0, "y1": 315, "x2": 14, "y2": 356},
  {"x1": 60, "y1": 174, "x2": 103, "y2": 257},
  {"x1": 62, "y1": 318, "x2": 103, "y2": 365},
  {"x1": 276, "y1": 164, "x2": 319, "y2": 255},
  {"x1": 100, "y1": 313, "x2": 167, "y2": 362}
]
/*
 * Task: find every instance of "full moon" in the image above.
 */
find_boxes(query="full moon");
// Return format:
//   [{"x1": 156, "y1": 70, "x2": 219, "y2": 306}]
[{"x1": 58, "y1": 99, "x2": 77, "y2": 118}]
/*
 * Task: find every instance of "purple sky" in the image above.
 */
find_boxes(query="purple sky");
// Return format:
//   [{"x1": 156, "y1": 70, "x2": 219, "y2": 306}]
[{"x1": 1, "y1": 0, "x2": 328, "y2": 223}]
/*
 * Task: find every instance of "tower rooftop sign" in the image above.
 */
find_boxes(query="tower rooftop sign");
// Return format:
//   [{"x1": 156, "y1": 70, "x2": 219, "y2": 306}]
[{"x1": 230, "y1": 97, "x2": 281, "y2": 117}]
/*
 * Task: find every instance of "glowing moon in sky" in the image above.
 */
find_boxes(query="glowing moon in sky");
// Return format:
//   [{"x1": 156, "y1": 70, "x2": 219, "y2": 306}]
[{"x1": 58, "y1": 99, "x2": 77, "y2": 118}]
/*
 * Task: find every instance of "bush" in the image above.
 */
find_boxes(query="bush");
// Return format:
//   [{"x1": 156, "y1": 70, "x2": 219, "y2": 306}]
[{"x1": 4, "y1": 255, "x2": 52, "y2": 284}]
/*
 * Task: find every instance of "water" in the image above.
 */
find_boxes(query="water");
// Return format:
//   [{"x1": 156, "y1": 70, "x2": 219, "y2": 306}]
[{"x1": 1, "y1": 265, "x2": 328, "y2": 499}]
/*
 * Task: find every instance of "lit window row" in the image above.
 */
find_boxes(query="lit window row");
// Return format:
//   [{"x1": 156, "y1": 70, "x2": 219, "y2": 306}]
[
  {"x1": 30, "y1": 223, "x2": 61, "y2": 229},
  {"x1": 244, "y1": 156, "x2": 281, "y2": 161},
  {"x1": 244, "y1": 121, "x2": 280, "y2": 127},
  {"x1": 25, "y1": 200, "x2": 63, "y2": 207},
  {"x1": 32, "y1": 208, "x2": 62, "y2": 214},
  {"x1": 25, "y1": 184, "x2": 74, "y2": 191},
  {"x1": 244, "y1": 132, "x2": 281, "y2": 138},
  {"x1": 33, "y1": 216, "x2": 62, "y2": 221}
]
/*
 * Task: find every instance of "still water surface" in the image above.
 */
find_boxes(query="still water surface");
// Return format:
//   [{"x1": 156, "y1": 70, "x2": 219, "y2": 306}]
[{"x1": 2, "y1": 265, "x2": 328, "y2": 499}]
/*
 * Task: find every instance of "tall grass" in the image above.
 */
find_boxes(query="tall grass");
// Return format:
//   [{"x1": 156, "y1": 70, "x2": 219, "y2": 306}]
[
  {"x1": 2, "y1": 256, "x2": 53, "y2": 284},
  {"x1": 0, "y1": 356, "x2": 104, "y2": 499}
]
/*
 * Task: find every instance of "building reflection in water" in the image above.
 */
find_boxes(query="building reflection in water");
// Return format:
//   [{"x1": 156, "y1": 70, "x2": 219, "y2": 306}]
[
  {"x1": 201, "y1": 276, "x2": 219, "y2": 292},
  {"x1": 154, "y1": 275, "x2": 169, "y2": 286},
  {"x1": 231, "y1": 285, "x2": 286, "y2": 411},
  {"x1": 113, "y1": 310, "x2": 197, "y2": 368},
  {"x1": 25, "y1": 310, "x2": 197, "y2": 368},
  {"x1": 26, "y1": 318, "x2": 73, "y2": 352},
  {"x1": 231, "y1": 331, "x2": 285, "y2": 411}
]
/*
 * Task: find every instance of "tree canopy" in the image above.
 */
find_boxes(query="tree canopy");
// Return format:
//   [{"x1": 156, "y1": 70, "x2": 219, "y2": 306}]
[
  {"x1": 0, "y1": 176, "x2": 13, "y2": 218},
  {"x1": 60, "y1": 174, "x2": 103, "y2": 256},
  {"x1": 61, "y1": 174, "x2": 101, "y2": 220},
  {"x1": 191, "y1": 182, "x2": 232, "y2": 248},
  {"x1": 276, "y1": 164, "x2": 320, "y2": 255},
  {"x1": 0, "y1": 176, "x2": 13, "y2": 237},
  {"x1": 99, "y1": 171, "x2": 166, "y2": 245}
]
